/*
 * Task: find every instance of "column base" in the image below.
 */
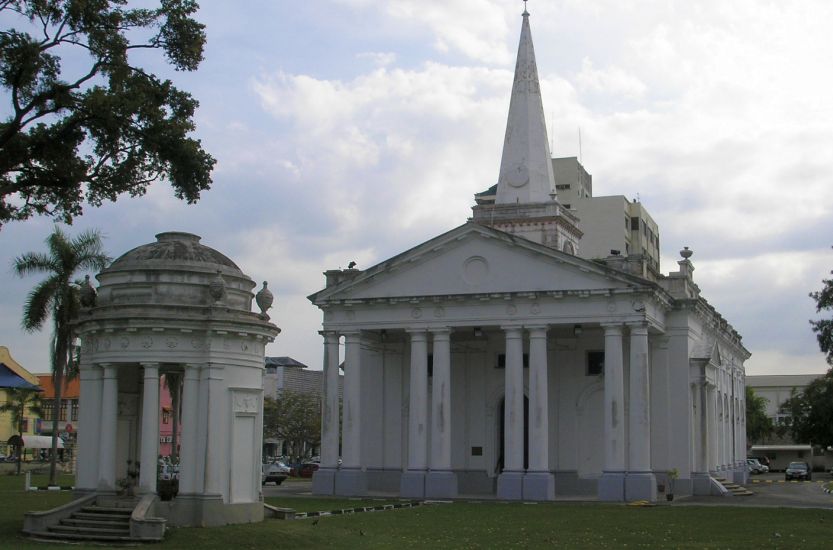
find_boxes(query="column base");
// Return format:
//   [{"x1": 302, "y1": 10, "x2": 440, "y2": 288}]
[
  {"x1": 496, "y1": 471, "x2": 524, "y2": 500},
  {"x1": 598, "y1": 472, "x2": 626, "y2": 501},
  {"x1": 425, "y1": 471, "x2": 458, "y2": 499},
  {"x1": 692, "y1": 472, "x2": 712, "y2": 496},
  {"x1": 312, "y1": 468, "x2": 336, "y2": 495},
  {"x1": 625, "y1": 472, "x2": 657, "y2": 502},
  {"x1": 334, "y1": 469, "x2": 367, "y2": 496},
  {"x1": 523, "y1": 471, "x2": 555, "y2": 501},
  {"x1": 400, "y1": 470, "x2": 426, "y2": 498}
]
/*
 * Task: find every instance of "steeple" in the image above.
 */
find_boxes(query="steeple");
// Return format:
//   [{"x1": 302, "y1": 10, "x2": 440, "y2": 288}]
[{"x1": 495, "y1": 7, "x2": 556, "y2": 205}]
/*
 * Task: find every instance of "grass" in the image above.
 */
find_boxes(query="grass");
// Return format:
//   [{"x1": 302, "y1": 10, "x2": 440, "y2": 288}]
[{"x1": 1, "y1": 474, "x2": 832, "y2": 549}]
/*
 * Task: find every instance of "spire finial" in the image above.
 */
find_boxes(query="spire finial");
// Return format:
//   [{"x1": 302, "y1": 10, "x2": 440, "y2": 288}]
[{"x1": 523, "y1": 0, "x2": 529, "y2": 16}]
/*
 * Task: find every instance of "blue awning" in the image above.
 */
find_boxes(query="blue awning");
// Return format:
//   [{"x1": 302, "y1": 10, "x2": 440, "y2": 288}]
[{"x1": 0, "y1": 363, "x2": 41, "y2": 389}]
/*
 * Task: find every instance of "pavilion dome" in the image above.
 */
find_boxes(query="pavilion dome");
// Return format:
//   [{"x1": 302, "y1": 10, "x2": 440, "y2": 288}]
[{"x1": 94, "y1": 232, "x2": 257, "y2": 312}]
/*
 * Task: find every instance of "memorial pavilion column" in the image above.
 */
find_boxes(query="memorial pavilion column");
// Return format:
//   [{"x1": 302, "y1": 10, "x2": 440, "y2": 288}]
[
  {"x1": 139, "y1": 363, "x2": 160, "y2": 494},
  {"x1": 76, "y1": 363, "x2": 102, "y2": 492},
  {"x1": 497, "y1": 325, "x2": 525, "y2": 500},
  {"x1": 625, "y1": 323, "x2": 656, "y2": 502},
  {"x1": 335, "y1": 331, "x2": 367, "y2": 495},
  {"x1": 426, "y1": 328, "x2": 457, "y2": 498},
  {"x1": 178, "y1": 363, "x2": 201, "y2": 495},
  {"x1": 203, "y1": 363, "x2": 226, "y2": 496},
  {"x1": 599, "y1": 324, "x2": 626, "y2": 501},
  {"x1": 523, "y1": 325, "x2": 555, "y2": 500},
  {"x1": 313, "y1": 331, "x2": 341, "y2": 495},
  {"x1": 97, "y1": 363, "x2": 119, "y2": 491},
  {"x1": 401, "y1": 329, "x2": 428, "y2": 497}
]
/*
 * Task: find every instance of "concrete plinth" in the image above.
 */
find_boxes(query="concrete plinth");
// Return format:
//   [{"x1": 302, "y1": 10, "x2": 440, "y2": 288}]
[
  {"x1": 496, "y1": 471, "x2": 524, "y2": 500},
  {"x1": 625, "y1": 472, "x2": 657, "y2": 502},
  {"x1": 334, "y1": 469, "x2": 367, "y2": 496},
  {"x1": 425, "y1": 471, "x2": 458, "y2": 499},
  {"x1": 312, "y1": 468, "x2": 336, "y2": 495},
  {"x1": 598, "y1": 472, "x2": 626, "y2": 501},
  {"x1": 692, "y1": 472, "x2": 712, "y2": 495},
  {"x1": 522, "y1": 471, "x2": 555, "y2": 501},
  {"x1": 400, "y1": 470, "x2": 426, "y2": 498}
]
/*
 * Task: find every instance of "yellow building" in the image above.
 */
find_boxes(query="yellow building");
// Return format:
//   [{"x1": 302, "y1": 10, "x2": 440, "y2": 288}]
[{"x1": 0, "y1": 346, "x2": 42, "y2": 456}]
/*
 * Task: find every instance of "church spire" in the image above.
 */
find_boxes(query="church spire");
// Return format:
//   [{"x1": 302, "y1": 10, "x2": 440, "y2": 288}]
[{"x1": 495, "y1": 6, "x2": 556, "y2": 205}]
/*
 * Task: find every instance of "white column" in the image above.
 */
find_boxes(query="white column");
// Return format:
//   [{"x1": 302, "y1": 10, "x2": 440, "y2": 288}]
[
  {"x1": 407, "y1": 330, "x2": 429, "y2": 471},
  {"x1": 603, "y1": 325, "x2": 625, "y2": 472},
  {"x1": 429, "y1": 329, "x2": 451, "y2": 471},
  {"x1": 627, "y1": 324, "x2": 651, "y2": 472},
  {"x1": 341, "y1": 332, "x2": 363, "y2": 469},
  {"x1": 98, "y1": 363, "x2": 118, "y2": 491},
  {"x1": 503, "y1": 326, "x2": 524, "y2": 472},
  {"x1": 179, "y1": 363, "x2": 200, "y2": 495},
  {"x1": 625, "y1": 323, "x2": 656, "y2": 501},
  {"x1": 203, "y1": 364, "x2": 226, "y2": 496},
  {"x1": 321, "y1": 331, "x2": 341, "y2": 469},
  {"x1": 695, "y1": 379, "x2": 709, "y2": 473},
  {"x1": 76, "y1": 363, "x2": 102, "y2": 491},
  {"x1": 139, "y1": 363, "x2": 160, "y2": 494},
  {"x1": 707, "y1": 386, "x2": 718, "y2": 471},
  {"x1": 527, "y1": 326, "x2": 549, "y2": 472},
  {"x1": 599, "y1": 324, "x2": 625, "y2": 501}
]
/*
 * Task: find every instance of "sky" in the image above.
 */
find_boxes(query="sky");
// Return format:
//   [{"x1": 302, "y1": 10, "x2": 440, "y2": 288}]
[{"x1": 1, "y1": 0, "x2": 832, "y2": 377}]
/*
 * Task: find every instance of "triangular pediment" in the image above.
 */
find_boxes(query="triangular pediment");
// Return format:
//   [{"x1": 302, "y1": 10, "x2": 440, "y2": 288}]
[{"x1": 310, "y1": 223, "x2": 649, "y2": 303}]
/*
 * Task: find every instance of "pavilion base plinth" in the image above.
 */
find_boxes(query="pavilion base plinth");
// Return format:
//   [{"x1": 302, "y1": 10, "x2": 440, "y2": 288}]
[
  {"x1": 523, "y1": 471, "x2": 555, "y2": 501},
  {"x1": 625, "y1": 472, "x2": 657, "y2": 502},
  {"x1": 425, "y1": 470, "x2": 458, "y2": 499},
  {"x1": 399, "y1": 470, "x2": 426, "y2": 498},
  {"x1": 598, "y1": 471, "x2": 626, "y2": 501},
  {"x1": 312, "y1": 468, "x2": 336, "y2": 495},
  {"x1": 692, "y1": 472, "x2": 712, "y2": 495},
  {"x1": 334, "y1": 468, "x2": 367, "y2": 497},
  {"x1": 496, "y1": 471, "x2": 524, "y2": 500}
]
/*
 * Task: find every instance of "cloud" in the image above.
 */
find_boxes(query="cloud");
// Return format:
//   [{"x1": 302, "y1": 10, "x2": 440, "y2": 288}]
[{"x1": 356, "y1": 52, "x2": 397, "y2": 67}]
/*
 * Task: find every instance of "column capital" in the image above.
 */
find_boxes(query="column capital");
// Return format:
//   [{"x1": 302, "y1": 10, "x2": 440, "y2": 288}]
[
  {"x1": 98, "y1": 363, "x2": 118, "y2": 377},
  {"x1": 601, "y1": 323, "x2": 623, "y2": 335},
  {"x1": 626, "y1": 321, "x2": 649, "y2": 334},
  {"x1": 342, "y1": 330, "x2": 363, "y2": 342},
  {"x1": 526, "y1": 325, "x2": 548, "y2": 338},
  {"x1": 430, "y1": 327, "x2": 452, "y2": 339},
  {"x1": 500, "y1": 325, "x2": 523, "y2": 337},
  {"x1": 319, "y1": 330, "x2": 340, "y2": 343}
]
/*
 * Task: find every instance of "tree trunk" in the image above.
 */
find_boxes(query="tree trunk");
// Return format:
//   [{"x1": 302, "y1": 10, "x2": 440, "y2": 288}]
[{"x1": 49, "y1": 335, "x2": 68, "y2": 486}]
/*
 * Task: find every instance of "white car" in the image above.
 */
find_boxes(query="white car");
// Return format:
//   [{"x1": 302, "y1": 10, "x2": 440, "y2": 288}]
[{"x1": 261, "y1": 463, "x2": 288, "y2": 485}]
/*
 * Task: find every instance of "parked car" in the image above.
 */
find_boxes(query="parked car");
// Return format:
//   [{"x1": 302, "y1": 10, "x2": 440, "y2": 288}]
[
  {"x1": 785, "y1": 461, "x2": 812, "y2": 481},
  {"x1": 298, "y1": 462, "x2": 320, "y2": 478},
  {"x1": 747, "y1": 458, "x2": 767, "y2": 474},
  {"x1": 262, "y1": 463, "x2": 288, "y2": 485}
]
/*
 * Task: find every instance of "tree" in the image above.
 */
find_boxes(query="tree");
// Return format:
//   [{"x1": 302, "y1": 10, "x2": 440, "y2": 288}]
[
  {"x1": 0, "y1": 0, "x2": 216, "y2": 227},
  {"x1": 13, "y1": 226, "x2": 109, "y2": 484},
  {"x1": 263, "y1": 390, "x2": 321, "y2": 461},
  {"x1": 810, "y1": 261, "x2": 833, "y2": 364},
  {"x1": 745, "y1": 386, "x2": 774, "y2": 445},
  {"x1": 0, "y1": 387, "x2": 43, "y2": 475},
  {"x1": 779, "y1": 370, "x2": 833, "y2": 450}
]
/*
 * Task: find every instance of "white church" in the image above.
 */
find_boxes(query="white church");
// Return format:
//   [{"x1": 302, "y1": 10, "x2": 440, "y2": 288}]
[{"x1": 309, "y1": 7, "x2": 750, "y2": 502}]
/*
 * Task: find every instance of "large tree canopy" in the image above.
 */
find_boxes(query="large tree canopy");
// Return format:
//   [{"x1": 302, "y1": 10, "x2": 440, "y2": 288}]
[
  {"x1": 263, "y1": 390, "x2": 321, "y2": 460},
  {"x1": 779, "y1": 370, "x2": 833, "y2": 450},
  {"x1": 810, "y1": 256, "x2": 833, "y2": 364},
  {"x1": 0, "y1": 0, "x2": 215, "y2": 227}
]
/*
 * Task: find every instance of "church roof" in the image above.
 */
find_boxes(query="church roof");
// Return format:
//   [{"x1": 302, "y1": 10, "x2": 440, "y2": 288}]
[{"x1": 495, "y1": 8, "x2": 556, "y2": 205}]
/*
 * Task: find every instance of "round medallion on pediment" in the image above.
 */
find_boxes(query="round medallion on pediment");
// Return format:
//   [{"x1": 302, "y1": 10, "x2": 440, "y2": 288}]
[
  {"x1": 119, "y1": 337, "x2": 130, "y2": 349},
  {"x1": 141, "y1": 336, "x2": 153, "y2": 349},
  {"x1": 166, "y1": 336, "x2": 179, "y2": 349},
  {"x1": 433, "y1": 306, "x2": 445, "y2": 318},
  {"x1": 506, "y1": 304, "x2": 518, "y2": 316},
  {"x1": 530, "y1": 303, "x2": 541, "y2": 315},
  {"x1": 462, "y1": 256, "x2": 489, "y2": 286},
  {"x1": 411, "y1": 307, "x2": 423, "y2": 319}
]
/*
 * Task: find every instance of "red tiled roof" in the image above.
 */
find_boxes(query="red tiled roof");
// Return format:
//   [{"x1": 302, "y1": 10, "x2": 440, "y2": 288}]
[{"x1": 36, "y1": 375, "x2": 80, "y2": 398}]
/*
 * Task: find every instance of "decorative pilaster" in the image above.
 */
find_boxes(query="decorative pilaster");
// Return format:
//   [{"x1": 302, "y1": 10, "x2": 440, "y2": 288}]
[
  {"x1": 401, "y1": 330, "x2": 429, "y2": 498},
  {"x1": 523, "y1": 325, "x2": 554, "y2": 500},
  {"x1": 335, "y1": 331, "x2": 367, "y2": 496},
  {"x1": 139, "y1": 363, "x2": 160, "y2": 494},
  {"x1": 76, "y1": 363, "x2": 102, "y2": 492},
  {"x1": 598, "y1": 324, "x2": 625, "y2": 501},
  {"x1": 203, "y1": 364, "x2": 226, "y2": 496},
  {"x1": 313, "y1": 331, "x2": 341, "y2": 495},
  {"x1": 625, "y1": 323, "x2": 656, "y2": 502},
  {"x1": 98, "y1": 364, "x2": 119, "y2": 492},
  {"x1": 497, "y1": 326, "x2": 525, "y2": 500},
  {"x1": 426, "y1": 328, "x2": 457, "y2": 498}
]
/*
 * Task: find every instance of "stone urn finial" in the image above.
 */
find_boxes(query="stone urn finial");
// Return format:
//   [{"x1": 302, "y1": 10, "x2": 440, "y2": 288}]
[
  {"x1": 209, "y1": 270, "x2": 226, "y2": 303},
  {"x1": 680, "y1": 246, "x2": 693, "y2": 260},
  {"x1": 79, "y1": 274, "x2": 97, "y2": 308},
  {"x1": 256, "y1": 281, "x2": 274, "y2": 318}
]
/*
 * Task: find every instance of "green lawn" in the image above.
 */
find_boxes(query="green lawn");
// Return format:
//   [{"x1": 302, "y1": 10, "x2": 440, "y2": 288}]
[{"x1": 1, "y1": 474, "x2": 832, "y2": 549}]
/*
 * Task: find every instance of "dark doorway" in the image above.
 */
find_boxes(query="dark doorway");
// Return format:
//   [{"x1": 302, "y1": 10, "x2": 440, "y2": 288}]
[{"x1": 497, "y1": 395, "x2": 529, "y2": 472}]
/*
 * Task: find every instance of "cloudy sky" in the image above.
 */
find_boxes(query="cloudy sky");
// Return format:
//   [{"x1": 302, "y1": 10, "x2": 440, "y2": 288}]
[{"x1": 1, "y1": 0, "x2": 831, "y2": 376}]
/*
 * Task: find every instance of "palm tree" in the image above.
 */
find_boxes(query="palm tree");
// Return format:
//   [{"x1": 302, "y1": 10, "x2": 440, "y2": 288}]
[
  {"x1": 13, "y1": 227, "x2": 109, "y2": 485},
  {"x1": 0, "y1": 388, "x2": 43, "y2": 475}
]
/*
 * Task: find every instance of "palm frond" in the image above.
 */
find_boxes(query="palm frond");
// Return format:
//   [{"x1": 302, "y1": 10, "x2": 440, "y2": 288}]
[
  {"x1": 21, "y1": 278, "x2": 59, "y2": 331},
  {"x1": 13, "y1": 251, "x2": 56, "y2": 277}
]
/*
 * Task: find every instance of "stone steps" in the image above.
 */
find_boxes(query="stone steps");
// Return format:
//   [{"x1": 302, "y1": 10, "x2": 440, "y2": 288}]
[
  {"x1": 714, "y1": 476, "x2": 754, "y2": 496},
  {"x1": 29, "y1": 501, "x2": 142, "y2": 543}
]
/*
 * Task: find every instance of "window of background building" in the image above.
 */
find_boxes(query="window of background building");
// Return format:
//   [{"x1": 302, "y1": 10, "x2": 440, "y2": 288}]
[
  {"x1": 71, "y1": 400, "x2": 79, "y2": 422},
  {"x1": 59, "y1": 402, "x2": 67, "y2": 421},
  {"x1": 41, "y1": 402, "x2": 54, "y2": 421}
]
